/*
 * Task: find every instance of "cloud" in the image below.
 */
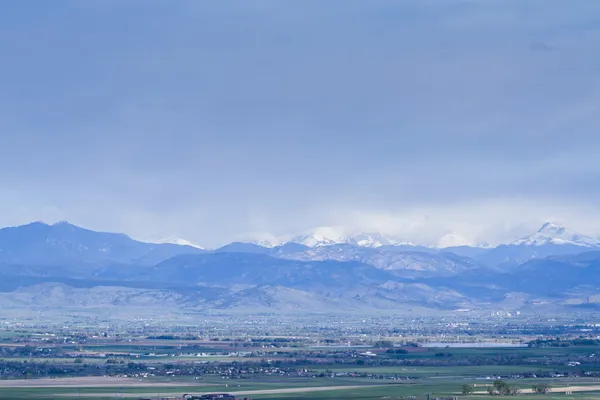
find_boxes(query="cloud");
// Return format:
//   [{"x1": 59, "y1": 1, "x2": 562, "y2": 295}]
[
  {"x1": 322, "y1": 198, "x2": 600, "y2": 246},
  {"x1": 0, "y1": 1, "x2": 599, "y2": 247}
]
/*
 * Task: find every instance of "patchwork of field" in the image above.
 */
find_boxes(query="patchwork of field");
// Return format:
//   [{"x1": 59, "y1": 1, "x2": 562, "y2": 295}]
[{"x1": 2, "y1": 326, "x2": 600, "y2": 400}]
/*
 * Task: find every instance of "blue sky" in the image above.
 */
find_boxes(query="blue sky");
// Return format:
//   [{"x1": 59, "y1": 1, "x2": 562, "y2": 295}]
[{"x1": 1, "y1": 0, "x2": 600, "y2": 247}]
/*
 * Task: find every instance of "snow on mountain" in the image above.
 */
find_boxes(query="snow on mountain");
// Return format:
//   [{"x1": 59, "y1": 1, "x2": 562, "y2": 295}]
[
  {"x1": 437, "y1": 232, "x2": 474, "y2": 248},
  {"x1": 346, "y1": 232, "x2": 400, "y2": 248},
  {"x1": 251, "y1": 239, "x2": 281, "y2": 248},
  {"x1": 240, "y1": 222, "x2": 600, "y2": 250},
  {"x1": 290, "y1": 233, "x2": 342, "y2": 247},
  {"x1": 512, "y1": 222, "x2": 600, "y2": 247},
  {"x1": 157, "y1": 237, "x2": 204, "y2": 249},
  {"x1": 288, "y1": 230, "x2": 405, "y2": 248}
]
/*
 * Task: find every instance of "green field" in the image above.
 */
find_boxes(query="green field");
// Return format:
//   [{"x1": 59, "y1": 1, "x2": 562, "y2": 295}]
[
  {"x1": 1, "y1": 338, "x2": 600, "y2": 399},
  {"x1": 1, "y1": 369, "x2": 599, "y2": 400}
]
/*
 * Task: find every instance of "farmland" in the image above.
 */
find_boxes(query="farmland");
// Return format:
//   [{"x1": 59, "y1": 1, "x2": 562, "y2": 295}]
[{"x1": 1, "y1": 315, "x2": 600, "y2": 399}]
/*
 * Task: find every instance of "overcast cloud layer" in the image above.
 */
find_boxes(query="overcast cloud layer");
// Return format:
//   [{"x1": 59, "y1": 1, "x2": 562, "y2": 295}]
[{"x1": 1, "y1": 0, "x2": 600, "y2": 247}]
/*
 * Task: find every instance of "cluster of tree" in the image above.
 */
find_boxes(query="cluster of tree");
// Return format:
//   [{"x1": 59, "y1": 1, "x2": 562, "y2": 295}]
[
  {"x1": 461, "y1": 384, "x2": 475, "y2": 395},
  {"x1": 373, "y1": 340, "x2": 419, "y2": 348},
  {"x1": 0, "y1": 360, "x2": 103, "y2": 379},
  {"x1": 487, "y1": 380, "x2": 520, "y2": 396},
  {"x1": 0, "y1": 345, "x2": 60, "y2": 358},
  {"x1": 528, "y1": 337, "x2": 600, "y2": 347},
  {"x1": 385, "y1": 349, "x2": 409, "y2": 354},
  {"x1": 374, "y1": 340, "x2": 395, "y2": 348},
  {"x1": 0, "y1": 359, "x2": 155, "y2": 380},
  {"x1": 463, "y1": 379, "x2": 554, "y2": 395},
  {"x1": 532, "y1": 383, "x2": 551, "y2": 394}
]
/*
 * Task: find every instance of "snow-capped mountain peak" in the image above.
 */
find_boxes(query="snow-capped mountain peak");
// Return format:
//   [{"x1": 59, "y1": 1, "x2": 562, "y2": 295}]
[
  {"x1": 346, "y1": 232, "x2": 401, "y2": 248},
  {"x1": 157, "y1": 237, "x2": 204, "y2": 249},
  {"x1": 251, "y1": 239, "x2": 280, "y2": 248},
  {"x1": 290, "y1": 233, "x2": 342, "y2": 247},
  {"x1": 287, "y1": 230, "x2": 403, "y2": 248},
  {"x1": 512, "y1": 222, "x2": 600, "y2": 247}
]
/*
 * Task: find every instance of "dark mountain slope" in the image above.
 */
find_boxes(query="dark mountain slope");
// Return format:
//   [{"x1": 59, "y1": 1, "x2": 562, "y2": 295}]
[{"x1": 0, "y1": 221, "x2": 203, "y2": 266}]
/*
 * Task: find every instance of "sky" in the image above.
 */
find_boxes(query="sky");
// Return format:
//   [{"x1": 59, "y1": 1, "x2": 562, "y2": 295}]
[{"x1": 1, "y1": 0, "x2": 600, "y2": 247}]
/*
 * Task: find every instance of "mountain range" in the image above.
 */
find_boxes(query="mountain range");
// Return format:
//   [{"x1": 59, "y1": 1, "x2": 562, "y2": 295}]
[
  {"x1": 245, "y1": 222, "x2": 600, "y2": 249},
  {"x1": 1, "y1": 221, "x2": 600, "y2": 316}
]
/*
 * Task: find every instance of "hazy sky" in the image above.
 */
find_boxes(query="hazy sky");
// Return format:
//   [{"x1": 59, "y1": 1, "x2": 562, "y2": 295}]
[{"x1": 1, "y1": 0, "x2": 600, "y2": 247}]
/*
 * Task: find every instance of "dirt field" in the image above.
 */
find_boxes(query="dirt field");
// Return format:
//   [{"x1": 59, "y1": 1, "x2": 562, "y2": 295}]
[
  {"x1": 58, "y1": 384, "x2": 385, "y2": 397},
  {"x1": 0, "y1": 376, "x2": 208, "y2": 388},
  {"x1": 56, "y1": 384, "x2": 600, "y2": 398}
]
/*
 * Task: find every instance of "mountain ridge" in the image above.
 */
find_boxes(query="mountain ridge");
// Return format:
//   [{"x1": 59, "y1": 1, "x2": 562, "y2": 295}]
[
  {"x1": 512, "y1": 222, "x2": 600, "y2": 247},
  {"x1": 1, "y1": 220, "x2": 599, "y2": 315},
  {"x1": 240, "y1": 222, "x2": 600, "y2": 251},
  {"x1": 19, "y1": 220, "x2": 598, "y2": 251}
]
